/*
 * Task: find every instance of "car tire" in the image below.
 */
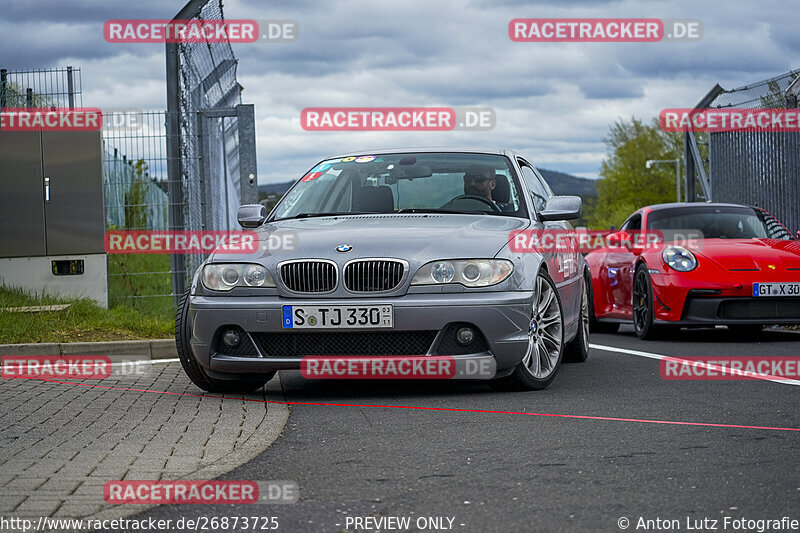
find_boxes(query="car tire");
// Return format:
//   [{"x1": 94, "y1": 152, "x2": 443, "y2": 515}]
[
  {"x1": 176, "y1": 289, "x2": 273, "y2": 393},
  {"x1": 587, "y1": 274, "x2": 620, "y2": 334},
  {"x1": 563, "y1": 271, "x2": 590, "y2": 363},
  {"x1": 490, "y1": 269, "x2": 564, "y2": 391},
  {"x1": 632, "y1": 264, "x2": 672, "y2": 340}
]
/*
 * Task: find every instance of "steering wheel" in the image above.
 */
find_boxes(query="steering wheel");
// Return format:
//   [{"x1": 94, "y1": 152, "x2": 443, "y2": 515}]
[{"x1": 442, "y1": 195, "x2": 501, "y2": 213}]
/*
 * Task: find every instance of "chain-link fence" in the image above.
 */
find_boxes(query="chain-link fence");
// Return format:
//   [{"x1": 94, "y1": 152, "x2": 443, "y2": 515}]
[
  {"x1": 178, "y1": 0, "x2": 242, "y2": 284},
  {"x1": 0, "y1": 66, "x2": 82, "y2": 109},
  {"x1": 101, "y1": 111, "x2": 177, "y2": 307},
  {"x1": 166, "y1": 0, "x2": 259, "y2": 306},
  {"x1": 686, "y1": 70, "x2": 800, "y2": 233}
]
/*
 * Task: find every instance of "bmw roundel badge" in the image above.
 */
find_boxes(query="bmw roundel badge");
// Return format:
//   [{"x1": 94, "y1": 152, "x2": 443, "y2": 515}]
[{"x1": 336, "y1": 244, "x2": 353, "y2": 253}]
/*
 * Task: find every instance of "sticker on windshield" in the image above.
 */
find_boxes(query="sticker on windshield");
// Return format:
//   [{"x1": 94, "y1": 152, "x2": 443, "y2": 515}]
[
  {"x1": 301, "y1": 172, "x2": 322, "y2": 182},
  {"x1": 313, "y1": 163, "x2": 331, "y2": 172},
  {"x1": 342, "y1": 156, "x2": 356, "y2": 162},
  {"x1": 355, "y1": 155, "x2": 376, "y2": 163}
]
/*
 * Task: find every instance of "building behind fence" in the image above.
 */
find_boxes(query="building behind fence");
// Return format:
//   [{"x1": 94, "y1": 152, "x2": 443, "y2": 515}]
[{"x1": 685, "y1": 70, "x2": 800, "y2": 233}]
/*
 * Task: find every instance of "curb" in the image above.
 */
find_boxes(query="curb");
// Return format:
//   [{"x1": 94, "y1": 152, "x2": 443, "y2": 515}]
[{"x1": 0, "y1": 339, "x2": 177, "y2": 359}]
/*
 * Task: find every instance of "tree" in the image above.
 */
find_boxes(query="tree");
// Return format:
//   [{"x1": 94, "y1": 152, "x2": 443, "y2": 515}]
[
  {"x1": 589, "y1": 117, "x2": 683, "y2": 229},
  {"x1": 0, "y1": 80, "x2": 54, "y2": 107},
  {"x1": 124, "y1": 159, "x2": 150, "y2": 230}
]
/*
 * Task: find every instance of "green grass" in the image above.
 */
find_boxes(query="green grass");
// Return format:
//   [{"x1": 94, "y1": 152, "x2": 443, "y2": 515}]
[
  {"x1": 0, "y1": 253, "x2": 177, "y2": 344},
  {"x1": 108, "y1": 253, "x2": 175, "y2": 318}
]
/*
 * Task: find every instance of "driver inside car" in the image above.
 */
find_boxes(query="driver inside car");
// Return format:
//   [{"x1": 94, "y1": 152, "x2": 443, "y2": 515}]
[{"x1": 463, "y1": 164, "x2": 497, "y2": 203}]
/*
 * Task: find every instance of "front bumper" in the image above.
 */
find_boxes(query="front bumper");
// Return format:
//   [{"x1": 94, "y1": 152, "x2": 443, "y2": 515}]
[
  {"x1": 189, "y1": 291, "x2": 534, "y2": 378},
  {"x1": 651, "y1": 274, "x2": 800, "y2": 325}
]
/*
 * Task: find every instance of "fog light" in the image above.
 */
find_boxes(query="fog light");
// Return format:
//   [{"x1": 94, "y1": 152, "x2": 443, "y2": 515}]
[
  {"x1": 222, "y1": 329, "x2": 241, "y2": 347},
  {"x1": 456, "y1": 326, "x2": 474, "y2": 345}
]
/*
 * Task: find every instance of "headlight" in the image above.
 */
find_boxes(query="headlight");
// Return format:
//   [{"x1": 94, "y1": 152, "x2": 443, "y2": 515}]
[
  {"x1": 411, "y1": 259, "x2": 513, "y2": 287},
  {"x1": 202, "y1": 263, "x2": 275, "y2": 291},
  {"x1": 662, "y1": 246, "x2": 697, "y2": 272}
]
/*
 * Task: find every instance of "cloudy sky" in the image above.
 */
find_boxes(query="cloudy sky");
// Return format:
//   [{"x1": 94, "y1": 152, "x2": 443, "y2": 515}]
[{"x1": 2, "y1": 0, "x2": 799, "y2": 183}]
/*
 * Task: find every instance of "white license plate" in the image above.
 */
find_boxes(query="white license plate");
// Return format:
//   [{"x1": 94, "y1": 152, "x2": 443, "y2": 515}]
[
  {"x1": 281, "y1": 305, "x2": 393, "y2": 329},
  {"x1": 753, "y1": 282, "x2": 800, "y2": 297}
]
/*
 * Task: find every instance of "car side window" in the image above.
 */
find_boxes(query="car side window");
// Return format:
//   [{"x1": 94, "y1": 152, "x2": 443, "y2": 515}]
[
  {"x1": 518, "y1": 162, "x2": 548, "y2": 212},
  {"x1": 621, "y1": 214, "x2": 641, "y2": 231},
  {"x1": 758, "y1": 209, "x2": 793, "y2": 240}
]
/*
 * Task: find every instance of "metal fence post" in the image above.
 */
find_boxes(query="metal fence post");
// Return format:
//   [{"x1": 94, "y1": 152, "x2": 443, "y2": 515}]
[
  {"x1": 165, "y1": 0, "x2": 210, "y2": 307},
  {"x1": 166, "y1": 43, "x2": 187, "y2": 307},
  {"x1": 0, "y1": 69, "x2": 7, "y2": 108},
  {"x1": 684, "y1": 133, "x2": 695, "y2": 202},
  {"x1": 236, "y1": 104, "x2": 259, "y2": 205},
  {"x1": 67, "y1": 66, "x2": 75, "y2": 109},
  {"x1": 197, "y1": 110, "x2": 209, "y2": 231},
  {"x1": 785, "y1": 76, "x2": 800, "y2": 232}
]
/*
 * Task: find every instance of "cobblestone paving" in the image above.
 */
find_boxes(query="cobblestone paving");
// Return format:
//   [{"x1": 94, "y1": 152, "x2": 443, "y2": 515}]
[{"x1": 0, "y1": 360, "x2": 288, "y2": 521}]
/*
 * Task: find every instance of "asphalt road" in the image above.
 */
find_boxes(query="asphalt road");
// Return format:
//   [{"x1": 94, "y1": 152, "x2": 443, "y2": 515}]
[{"x1": 130, "y1": 326, "x2": 800, "y2": 533}]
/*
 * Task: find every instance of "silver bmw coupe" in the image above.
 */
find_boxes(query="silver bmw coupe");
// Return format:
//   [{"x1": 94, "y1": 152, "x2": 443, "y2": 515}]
[{"x1": 176, "y1": 148, "x2": 589, "y2": 392}]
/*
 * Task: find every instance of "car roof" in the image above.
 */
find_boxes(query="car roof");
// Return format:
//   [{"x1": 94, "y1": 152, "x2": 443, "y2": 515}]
[
  {"x1": 326, "y1": 146, "x2": 519, "y2": 159},
  {"x1": 645, "y1": 202, "x2": 756, "y2": 212}
]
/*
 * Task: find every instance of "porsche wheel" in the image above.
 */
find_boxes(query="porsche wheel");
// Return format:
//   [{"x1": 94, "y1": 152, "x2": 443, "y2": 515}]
[
  {"x1": 632, "y1": 264, "x2": 672, "y2": 340},
  {"x1": 491, "y1": 270, "x2": 564, "y2": 391},
  {"x1": 176, "y1": 289, "x2": 273, "y2": 393}
]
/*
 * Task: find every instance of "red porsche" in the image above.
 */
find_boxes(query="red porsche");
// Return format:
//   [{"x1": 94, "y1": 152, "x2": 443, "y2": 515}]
[{"x1": 585, "y1": 203, "x2": 800, "y2": 339}]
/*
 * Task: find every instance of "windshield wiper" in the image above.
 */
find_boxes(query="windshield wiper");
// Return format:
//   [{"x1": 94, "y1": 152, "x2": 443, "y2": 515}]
[
  {"x1": 397, "y1": 208, "x2": 486, "y2": 215},
  {"x1": 274, "y1": 211, "x2": 369, "y2": 221}
]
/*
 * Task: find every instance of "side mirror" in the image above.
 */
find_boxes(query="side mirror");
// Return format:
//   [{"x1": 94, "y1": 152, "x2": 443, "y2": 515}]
[
  {"x1": 238, "y1": 204, "x2": 267, "y2": 228},
  {"x1": 539, "y1": 195, "x2": 582, "y2": 222}
]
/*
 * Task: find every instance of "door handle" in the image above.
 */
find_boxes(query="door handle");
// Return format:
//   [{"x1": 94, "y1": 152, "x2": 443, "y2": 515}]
[{"x1": 44, "y1": 177, "x2": 50, "y2": 202}]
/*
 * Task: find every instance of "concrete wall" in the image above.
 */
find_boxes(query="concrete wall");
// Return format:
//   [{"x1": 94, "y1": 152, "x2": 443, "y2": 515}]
[{"x1": 0, "y1": 253, "x2": 108, "y2": 308}]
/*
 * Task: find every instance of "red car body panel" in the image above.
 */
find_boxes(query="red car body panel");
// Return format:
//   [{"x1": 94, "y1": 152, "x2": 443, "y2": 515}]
[{"x1": 585, "y1": 204, "x2": 800, "y2": 325}]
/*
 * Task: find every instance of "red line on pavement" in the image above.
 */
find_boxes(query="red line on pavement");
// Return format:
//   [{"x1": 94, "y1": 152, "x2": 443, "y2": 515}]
[{"x1": 13, "y1": 376, "x2": 800, "y2": 433}]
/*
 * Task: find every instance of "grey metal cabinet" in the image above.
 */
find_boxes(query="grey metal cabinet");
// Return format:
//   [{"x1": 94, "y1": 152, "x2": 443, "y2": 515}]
[
  {"x1": 41, "y1": 131, "x2": 105, "y2": 255},
  {"x1": 0, "y1": 131, "x2": 47, "y2": 257},
  {"x1": 0, "y1": 131, "x2": 104, "y2": 258}
]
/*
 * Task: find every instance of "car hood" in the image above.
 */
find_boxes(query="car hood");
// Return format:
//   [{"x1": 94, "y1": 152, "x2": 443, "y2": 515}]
[
  {"x1": 211, "y1": 214, "x2": 530, "y2": 263},
  {"x1": 686, "y1": 238, "x2": 800, "y2": 272}
]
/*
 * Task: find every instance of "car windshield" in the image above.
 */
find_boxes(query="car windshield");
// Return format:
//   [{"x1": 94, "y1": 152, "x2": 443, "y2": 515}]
[
  {"x1": 271, "y1": 152, "x2": 527, "y2": 220},
  {"x1": 647, "y1": 206, "x2": 793, "y2": 240}
]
